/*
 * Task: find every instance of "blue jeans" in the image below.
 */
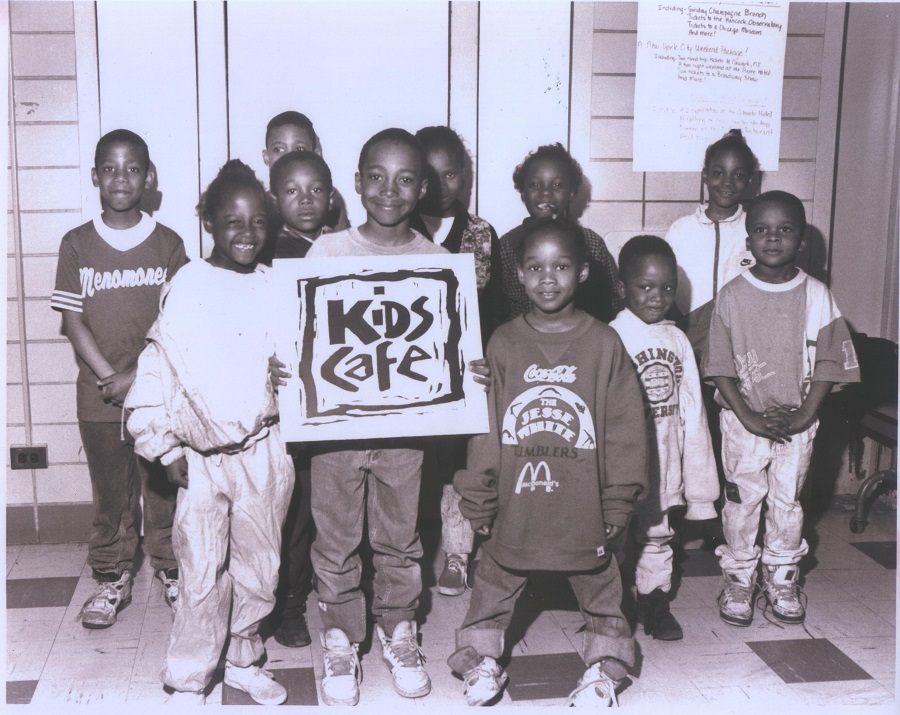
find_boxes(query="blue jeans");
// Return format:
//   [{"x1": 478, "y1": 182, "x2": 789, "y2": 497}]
[
  {"x1": 457, "y1": 550, "x2": 635, "y2": 668},
  {"x1": 310, "y1": 439, "x2": 424, "y2": 642},
  {"x1": 79, "y1": 420, "x2": 177, "y2": 575}
]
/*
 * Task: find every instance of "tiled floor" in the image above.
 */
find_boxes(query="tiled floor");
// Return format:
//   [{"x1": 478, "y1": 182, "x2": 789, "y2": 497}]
[{"x1": 6, "y1": 499, "x2": 897, "y2": 709}]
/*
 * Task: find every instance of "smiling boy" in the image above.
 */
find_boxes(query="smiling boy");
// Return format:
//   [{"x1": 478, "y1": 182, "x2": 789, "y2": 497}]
[{"x1": 51, "y1": 129, "x2": 187, "y2": 628}]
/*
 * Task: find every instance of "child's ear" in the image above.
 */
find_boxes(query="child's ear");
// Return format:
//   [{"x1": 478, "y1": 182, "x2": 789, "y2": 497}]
[
  {"x1": 262, "y1": 149, "x2": 270, "y2": 168},
  {"x1": 616, "y1": 279, "x2": 626, "y2": 300},
  {"x1": 328, "y1": 187, "x2": 336, "y2": 210},
  {"x1": 516, "y1": 264, "x2": 525, "y2": 286},
  {"x1": 578, "y1": 261, "x2": 590, "y2": 284},
  {"x1": 354, "y1": 172, "x2": 362, "y2": 195},
  {"x1": 91, "y1": 168, "x2": 99, "y2": 188},
  {"x1": 202, "y1": 216, "x2": 214, "y2": 235},
  {"x1": 144, "y1": 167, "x2": 156, "y2": 190},
  {"x1": 418, "y1": 177, "x2": 428, "y2": 201}
]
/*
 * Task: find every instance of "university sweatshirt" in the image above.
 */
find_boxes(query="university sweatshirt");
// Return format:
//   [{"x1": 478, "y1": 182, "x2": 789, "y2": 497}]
[
  {"x1": 609, "y1": 309, "x2": 718, "y2": 518},
  {"x1": 454, "y1": 313, "x2": 648, "y2": 571}
]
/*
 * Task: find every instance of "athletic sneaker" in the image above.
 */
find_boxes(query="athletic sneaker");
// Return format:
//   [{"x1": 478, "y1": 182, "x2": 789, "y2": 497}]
[
  {"x1": 80, "y1": 570, "x2": 132, "y2": 629},
  {"x1": 718, "y1": 572, "x2": 755, "y2": 627},
  {"x1": 376, "y1": 620, "x2": 431, "y2": 698},
  {"x1": 156, "y1": 568, "x2": 180, "y2": 611},
  {"x1": 437, "y1": 553, "x2": 469, "y2": 596},
  {"x1": 565, "y1": 662, "x2": 622, "y2": 706},
  {"x1": 462, "y1": 655, "x2": 508, "y2": 706},
  {"x1": 320, "y1": 628, "x2": 361, "y2": 706},
  {"x1": 224, "y1": 662, "x2": 287, "y2": 705},
  {"x1": 761, "y1": 564, "x2": 805, "y2": 623}
]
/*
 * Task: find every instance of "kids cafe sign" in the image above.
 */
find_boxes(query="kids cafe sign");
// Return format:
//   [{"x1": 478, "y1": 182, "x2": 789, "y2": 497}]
[{"x1": 273, "y1": 254, "x2": 489, "y2": 441}]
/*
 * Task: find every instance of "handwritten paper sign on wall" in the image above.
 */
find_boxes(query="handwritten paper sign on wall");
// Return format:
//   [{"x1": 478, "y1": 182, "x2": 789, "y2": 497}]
[
  {"x1": 273, "y1": 254, "x2": 488, "y2": 442},
  {"x1": 633, "y1": 2, "x2": 789, "y2": 171}
]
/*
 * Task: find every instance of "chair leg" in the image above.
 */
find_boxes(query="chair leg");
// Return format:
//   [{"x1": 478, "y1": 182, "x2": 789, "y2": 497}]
[{"x1": 850, "y1": 470, "x2": 898, "y2": 534}]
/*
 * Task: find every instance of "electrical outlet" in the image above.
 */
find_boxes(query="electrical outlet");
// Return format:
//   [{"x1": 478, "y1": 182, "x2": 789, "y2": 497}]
[{"x1": 10, "y1": 445, "x2": 48, "y2": 470}]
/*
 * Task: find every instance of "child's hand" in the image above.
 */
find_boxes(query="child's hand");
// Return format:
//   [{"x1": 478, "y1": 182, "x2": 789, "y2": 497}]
[
  {"x1": 165, "y1": 456, "x2": 189, "y2": 489},
  {"x1": 605, "y1": 524, "x2": 624, "y2": 542},
  {"x1": 742, "y1": 410, "x2": 792, "y2": 443},
  {"x1": 468, "y1": 357, "x2": 491, "y2": 391},
  {"x1": 476, "y1": 524, "x2": 491, "y2": 536},
  {"x1": 97, "y1": 369, "x2": 136, "y2": 407},
  {"x1": 785, "y1": 408, "x2": 816, "y2": 435},
  {"x1": 268, "y1": 354, "x2": 291, "y2": 389}
]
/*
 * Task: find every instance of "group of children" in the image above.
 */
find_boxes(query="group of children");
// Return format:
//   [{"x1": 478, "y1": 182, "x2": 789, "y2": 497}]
[{"x1": 51, "y1": 118, "x2": 860, "y2": 706}]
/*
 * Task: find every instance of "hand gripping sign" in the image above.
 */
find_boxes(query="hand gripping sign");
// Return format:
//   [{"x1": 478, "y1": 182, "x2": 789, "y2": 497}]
[{"x1": 273, "y1": 253, "x2": 489, "y2": 442}]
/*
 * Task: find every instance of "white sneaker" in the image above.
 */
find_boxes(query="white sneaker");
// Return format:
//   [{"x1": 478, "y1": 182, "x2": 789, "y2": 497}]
[
  {"x1": 462, "y1": 655, "x2": 508, "y2": 706},
  {"x1": 156, "y1": 568, "x2": 179, "y2": 611},
  {"x1": 718, "y1": 572, "x2": 755, "y2": 627},
  {"x1": 376, "y1": 620, "x2": 431, "y2": 698},
  {"x1": 566, "y1": 663, "x2": 620, "y2": 706},
  {"x1": 320, "y1": 628, "x2": 361, "y2": 706},
  {"x1": 166, "y1": 690, "x2": 206, "y2": 705},
  {"x1": 762, "y1": 564, "x2": 806, "y2": 623},
  {"x1": 224, "y1": 662, "x2": 287, "y2": 705},
  {"x1": 80, "y1": 570, "x2": 132, "y2": 629}
]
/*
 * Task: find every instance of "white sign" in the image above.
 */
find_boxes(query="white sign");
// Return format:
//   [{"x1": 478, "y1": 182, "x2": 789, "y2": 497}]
[
  {"x1": 633, "y1": 2, "x2": 789, "y2": 171},
  {"x1": 273, "y1": 254, "x2": 489, "y2": 442}
]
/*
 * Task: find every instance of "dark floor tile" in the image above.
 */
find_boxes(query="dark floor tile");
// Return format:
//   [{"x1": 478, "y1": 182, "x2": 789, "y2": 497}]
[
  {"x1": 678, "y1": 548, "x2": 722, "y2": 577},
  {"x1": 748, "y1": 638, "x2": 873, "y2": 684},
  {"x1": 7, "y1": 680, "x2": 38, "y2": 704},
  {"x1": 222, "y1": 667, "x2": 317, "y2": 706},
  {"x1": 850, "y1": 541, "x2": 897, "y2": 570},
  {"x1": 505, "y1": 652, "x2": 584, "y2": 701},
  {"x1": 6, "y1": 576, "x2": 80, "y2": 609}
]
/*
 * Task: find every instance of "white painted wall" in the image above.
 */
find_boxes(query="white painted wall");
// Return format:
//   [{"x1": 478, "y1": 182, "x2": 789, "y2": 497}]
[
  {"x1": 95, "y1": 1, "x2": 203, "y2": 256},
  {"x1": 476, "y1": 2, "x2": 572, "y2": 236},
  {"x1": 225, "y1": 1, "x2": 449, "y2": 229}
]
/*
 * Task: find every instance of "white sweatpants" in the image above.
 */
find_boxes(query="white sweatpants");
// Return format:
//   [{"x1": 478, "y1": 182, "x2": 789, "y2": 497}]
[
  {"x1": 163, "y1": 427, "x2": 294, "y2": 693},
  {"x1": 634, "y1": 512, "x2": 676, "y2": 595},
  {"x1": 715, "y1": 409, "x2": 815, "y2": 581}
]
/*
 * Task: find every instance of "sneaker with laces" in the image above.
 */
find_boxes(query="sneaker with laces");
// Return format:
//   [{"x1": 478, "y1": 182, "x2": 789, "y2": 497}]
[
  {"x1": 81, "y1": 570, "x2": 132, "y2": 629},
  {"x1": 718, "y1": 572, "x2": 755, "y2": 627},
  {"x1": 156, "y1": 568, "x2": 179, "y2": 611},
  {"x1": 224, "y1": 662, "x2": 287, "y2": 705},
  {"x1": 761, "y1": 564, "x2": 805, "y2": 623},
  {"x1": 462, "y1": 655, "x2": 508, "y2": 706},
  {"x1": 565, "y1": 662, "x2": 621, "y2": 706},
  {"x1": 437, "y1": 553, "x2": 469, "y2": 596},
  {"x1": 320, "y1": 628, "x2": 361, "y2": 706},
  {"x1": 376, "y1": 620, "x2": 431, "y2": 698}
]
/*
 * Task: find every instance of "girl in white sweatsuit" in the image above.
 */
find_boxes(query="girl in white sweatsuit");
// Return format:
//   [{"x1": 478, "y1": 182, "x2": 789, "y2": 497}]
[{"x1": 125, "y1": 161, "x2": 294, "y2": 700}]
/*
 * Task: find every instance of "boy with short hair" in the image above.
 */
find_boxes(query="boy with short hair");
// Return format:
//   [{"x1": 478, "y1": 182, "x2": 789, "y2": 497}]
[
  {"x1": 609, "y1": 235, "x2": 719, "y2": 642},
  {"x1": 304, "y1": 128, "x2": 444, "y2": 706},
  {"x1": 51, "y1": 129, "x2": 187, "y2": 628},
  {"x1": 450, "y1": 218, "x2": 647, "y2": 706},
  {"x1": 703, "y1": 191, "x2": 860, "y2": 627},
  {"x1": 263, "y1": 110, "x2": 349, "y2": 233},
  {"x1": 265, "y1": 150, "x2": 337, "y2": 649}
]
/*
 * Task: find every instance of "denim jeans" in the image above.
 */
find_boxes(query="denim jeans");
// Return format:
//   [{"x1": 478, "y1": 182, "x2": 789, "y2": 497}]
[
  {"x1": 79, "y1": 420, "x2": 177, "y2": 576},
  {"x1": 457, "y1": 549, "x2": 635, "y2": 668},
  {"x1": 716, "y1": 409, "x2": 816, "y2": 580},
  {"x1": 423, "y1": 435, "x2": 475, "y2": 555},
  {"x1": 278, "y1": 449, "x2": 314, "y2": 604},
  {"x1": 310, "y1": 439, "x2": 424, "y2": 642}
]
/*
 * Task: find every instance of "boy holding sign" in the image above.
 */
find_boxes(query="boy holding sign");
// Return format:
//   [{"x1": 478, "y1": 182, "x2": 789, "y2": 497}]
[{"x1": 300, "y1": 128, "x2": 488, "y2": 706}]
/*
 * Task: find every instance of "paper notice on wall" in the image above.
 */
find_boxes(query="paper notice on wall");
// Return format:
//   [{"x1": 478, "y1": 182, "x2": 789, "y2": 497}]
[{"x1": 633, "y1": 2, "x2": 789, "y2": 171}]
